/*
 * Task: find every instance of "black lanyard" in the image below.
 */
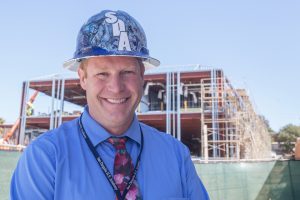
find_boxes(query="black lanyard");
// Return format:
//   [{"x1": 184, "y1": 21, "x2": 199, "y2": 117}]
[{"x1": 78, "y1": 115, "x2": 143, "y2": 200}]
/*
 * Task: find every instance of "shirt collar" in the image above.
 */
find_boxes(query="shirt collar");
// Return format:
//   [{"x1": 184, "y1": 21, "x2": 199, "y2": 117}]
[{"x1": 80, "y1": 106, "x2": 141, "y2": 147}]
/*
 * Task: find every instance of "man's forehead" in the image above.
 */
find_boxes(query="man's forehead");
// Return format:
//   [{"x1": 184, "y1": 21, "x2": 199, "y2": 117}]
[
  {"x1": 83, "y1": 56, "x2": 144, "y2": 69},
  {"x1": 87, "y1": 56, "x2": 139, "y2": 64}
]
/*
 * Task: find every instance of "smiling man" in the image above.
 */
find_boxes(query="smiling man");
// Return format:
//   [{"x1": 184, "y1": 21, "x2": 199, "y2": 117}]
[
  {"x1": 10, "y1": 10, "x2": 209, "y2": 200},
  {"x1": 78, "y1": 57, "x2": 145, "y2": 135}
]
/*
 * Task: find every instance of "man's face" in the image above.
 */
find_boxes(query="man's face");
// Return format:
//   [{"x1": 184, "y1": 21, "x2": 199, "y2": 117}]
[{"x1": 78, "y1": 56, "x2": 145, "y2": 135}]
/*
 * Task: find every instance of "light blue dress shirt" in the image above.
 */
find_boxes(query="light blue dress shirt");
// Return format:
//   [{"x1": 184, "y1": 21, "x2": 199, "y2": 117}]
[{"x1": 10, "y1": 107, "x2": 209, "y2": 200}]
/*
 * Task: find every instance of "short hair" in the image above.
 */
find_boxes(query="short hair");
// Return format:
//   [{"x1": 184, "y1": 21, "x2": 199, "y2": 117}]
[{"x1": 79, "y1": 59, "x2": 88, "y2": 77}]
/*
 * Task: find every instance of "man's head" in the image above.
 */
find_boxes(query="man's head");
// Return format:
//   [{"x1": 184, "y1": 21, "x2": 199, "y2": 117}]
[
  {"x1": 78, "y1": 56, "x2": 144, "y2": 135},
  {"x1": 64, "y1": 10, "x2": 158, "y2": 134}
]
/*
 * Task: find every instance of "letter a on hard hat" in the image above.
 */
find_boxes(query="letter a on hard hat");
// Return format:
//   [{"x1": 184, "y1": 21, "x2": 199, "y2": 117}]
[{"x1": 63, "y1": 10, "x2": 160, "y2": 71}]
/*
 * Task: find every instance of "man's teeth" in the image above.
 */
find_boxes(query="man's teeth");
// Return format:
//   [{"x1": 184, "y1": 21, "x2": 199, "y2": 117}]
[{"x1": 106, "y1": 98, "x2": 127, "y2": 104}]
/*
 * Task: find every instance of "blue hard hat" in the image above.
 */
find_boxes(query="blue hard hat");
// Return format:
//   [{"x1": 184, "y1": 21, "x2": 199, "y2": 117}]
[{"x1": 63, "y1": 10, "x2": 160, "y2": 71}]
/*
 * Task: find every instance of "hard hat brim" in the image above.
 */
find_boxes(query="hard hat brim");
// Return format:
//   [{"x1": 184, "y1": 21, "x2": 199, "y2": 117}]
[{"x1": 63, "y1": 55, "x2": 160, "y2": 71}]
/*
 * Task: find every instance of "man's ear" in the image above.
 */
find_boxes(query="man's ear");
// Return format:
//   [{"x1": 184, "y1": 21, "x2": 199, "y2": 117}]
[
  {"x1": 140, "y1": 63, "x2": 145, "y2": 79},
  {"x1": 140, "y1": 64, "x2": 145, "y2": 86},
  {"x1": 78, "y1": 67, "x2": 87, "y2": 90}
]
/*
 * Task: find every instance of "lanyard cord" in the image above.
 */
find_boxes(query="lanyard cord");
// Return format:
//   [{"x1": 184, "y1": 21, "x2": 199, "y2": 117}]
[{"x1": 78, "y1": 115, "x2": 143, "y2": 200}]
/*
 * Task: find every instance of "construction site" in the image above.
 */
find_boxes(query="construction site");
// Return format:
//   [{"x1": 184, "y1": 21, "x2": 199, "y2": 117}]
[
  {"x1": 0, "y1": 65, "x2": 271, "y2": 160},
  {"x1": 4, "y1": 65, "x2": 300, "y2": 200}
]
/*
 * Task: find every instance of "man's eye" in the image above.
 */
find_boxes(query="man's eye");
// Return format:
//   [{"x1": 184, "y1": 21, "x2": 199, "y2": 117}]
[
  {"x1": 96, "y1": 72, "x2": 108, "y2": 77},
  {"x1": 123, "y1": 70, "x2": 135, "y2": 74}
]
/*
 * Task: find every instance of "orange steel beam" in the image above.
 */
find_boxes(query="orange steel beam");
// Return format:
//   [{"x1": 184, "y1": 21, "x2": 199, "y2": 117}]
[{"x1": 3, "y1": 91, "x2": 39, "y2": 142}]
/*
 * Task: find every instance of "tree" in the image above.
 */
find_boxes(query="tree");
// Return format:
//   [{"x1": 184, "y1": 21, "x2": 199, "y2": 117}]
[
  {"x1": 277, "y1": 124, "x2": 300, "y2": 153},
  {"x1": 0, "y1": 117, "x2": 5, "y2": 137}
]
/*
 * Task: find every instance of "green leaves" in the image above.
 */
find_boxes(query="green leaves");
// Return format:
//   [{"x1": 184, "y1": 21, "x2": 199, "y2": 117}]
[
  {"x1": 0, "y1": 117, "x2": 5, "y2": 137},
  {"x1": 278, "y1": 124, "x2": 300, "y2": 153}
]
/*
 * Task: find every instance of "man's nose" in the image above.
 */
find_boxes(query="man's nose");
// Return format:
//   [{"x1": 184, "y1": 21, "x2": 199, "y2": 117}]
[{"x1": 107, "y1": 74, "x2": 125, "y2": 93}]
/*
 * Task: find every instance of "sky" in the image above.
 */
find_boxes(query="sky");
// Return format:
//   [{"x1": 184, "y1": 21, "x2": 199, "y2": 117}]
[{"x1": 0, "y1": 0, "x2": 299, "y2": 132}]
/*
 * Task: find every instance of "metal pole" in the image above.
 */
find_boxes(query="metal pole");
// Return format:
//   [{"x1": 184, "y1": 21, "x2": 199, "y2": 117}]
[
  {"x1": 225, "y1": 121, "x2": 229, "y2": 159},
  {"x1": 17, "y1": 82, "x2": 26, "y2": 144},
  {"x1": 19, "y1": 81, "x2": 29, "y2": 145},
  {"x1": 200, "y1": 79, "x2": 205, "y2": 158},
  {"x1": 223, "y1": 73, "x2": 229, "y2": 159},
  {"x1": 237, "y1": 141, "x2": 240, "y2": 160},
  {"x1": 54, "y1": 79, "x2": 61, "y2": 128},
  {"x1": 204, "y1": 125, "x2": 208, "y2": 163},
  {"x1": 168, "y1": 72, "x2": 171, "y2": 134},
  {"x1": 211, "y1": 69, "x2": 217, "y2": 157},
  {"x1": 215, "y1": 70, "x2": 220, "y2": 157},
  {"x1": 177, "y1": 72, "x2": 181, "y2": 141},
  {"x1": 166, "y1": 72, "x2": 170, "y2": 134},
  {"x1": 58, "y1": 78, "x2": 65, "y2": 126},
  {"x1": 50, "y1": 78, "x2": 56, "y2": 130},
  {"x1": 213, "y1": 69, "x2": 220, "y2": 157},
  {"x1": 172, "y1": 72, "x2": 176, "y2": 137}
]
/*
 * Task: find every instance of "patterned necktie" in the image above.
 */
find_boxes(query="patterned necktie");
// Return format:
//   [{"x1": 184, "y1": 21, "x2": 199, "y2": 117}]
[{"x1": 108, "y1": 137, "x2": 141, "y2": 200}]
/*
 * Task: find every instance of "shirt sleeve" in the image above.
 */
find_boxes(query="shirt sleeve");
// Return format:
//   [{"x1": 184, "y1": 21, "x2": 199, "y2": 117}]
[
  {"x1": 10, "y1": 136, "x2": 56, "y2": 199},
  {"x1": 184, "y1": 148, "x2": 210, "y2": 200}
]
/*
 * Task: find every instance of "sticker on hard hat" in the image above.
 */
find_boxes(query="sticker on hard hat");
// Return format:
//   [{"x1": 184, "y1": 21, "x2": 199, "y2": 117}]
[
  {"x1": 105, "y1": 12, "x2": 132, "y2": 51},
  {"x1": 63, "y1": 10, "x2": 160, "y2": 71}
]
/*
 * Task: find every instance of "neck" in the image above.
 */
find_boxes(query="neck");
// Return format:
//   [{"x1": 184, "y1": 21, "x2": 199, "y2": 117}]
[
  {"x1": 104, "y1": 125, "x2": 130, "y2": 136},
  {"x1": 88, "y1": 109, "x2": 134, "y2": 136}
]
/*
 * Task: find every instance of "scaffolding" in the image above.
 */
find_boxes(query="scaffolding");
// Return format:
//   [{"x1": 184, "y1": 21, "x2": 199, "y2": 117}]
[
  {"x1": 199, "y1": 70, "x2": 271, "y2": 160},
  {"x1": 140, "y1": 66, "x2": 271, "y2": 160},
  {"x1": 12, "y1": 66, "x2": 271, "y2": 160}
]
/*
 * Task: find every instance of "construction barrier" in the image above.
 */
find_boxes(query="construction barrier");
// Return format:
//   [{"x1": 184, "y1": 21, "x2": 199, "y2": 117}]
[{"x1": 195, "y1": 160, "x2": 300, "y2": 200}]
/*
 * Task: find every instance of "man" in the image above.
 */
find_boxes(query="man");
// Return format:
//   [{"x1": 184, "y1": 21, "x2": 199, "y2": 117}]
[{"x1": 10, "y1": 10, "x2": 209, "y2": 200}]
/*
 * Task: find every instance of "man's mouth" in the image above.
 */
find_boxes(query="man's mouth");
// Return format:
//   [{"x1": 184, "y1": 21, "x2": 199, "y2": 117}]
[{"x1": 104, "y1": 98, "x2": 128, "y2": 104}]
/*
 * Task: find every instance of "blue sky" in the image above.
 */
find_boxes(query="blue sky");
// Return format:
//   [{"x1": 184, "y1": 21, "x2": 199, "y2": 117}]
[{"x1": 0, "y1": 0, "x2": 299, "y2": 132}]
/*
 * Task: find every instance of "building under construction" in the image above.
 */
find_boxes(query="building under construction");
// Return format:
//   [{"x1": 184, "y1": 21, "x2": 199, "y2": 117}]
[{"x1": 1, "y1": 65, "x2": 271, "y2": 160}]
